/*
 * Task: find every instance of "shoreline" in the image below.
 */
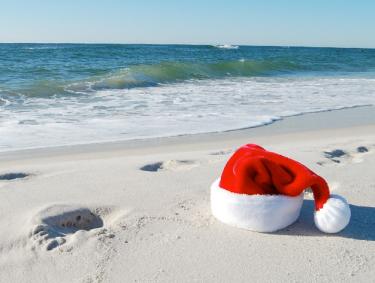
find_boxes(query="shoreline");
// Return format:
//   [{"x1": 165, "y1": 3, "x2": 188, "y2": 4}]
[{"x1": 2, "y1": 105, "x2": 374, "y2": 161}]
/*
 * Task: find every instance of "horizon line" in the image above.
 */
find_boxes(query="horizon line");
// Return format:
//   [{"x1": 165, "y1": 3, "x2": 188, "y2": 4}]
[{"x1": 0, "y1": 42, "x2": 374, "y2": 50}]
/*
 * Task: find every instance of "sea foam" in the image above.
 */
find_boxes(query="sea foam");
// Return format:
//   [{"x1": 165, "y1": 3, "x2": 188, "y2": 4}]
[{"x1": 1, "y1": 76, "x2": 375, "y2": 151}]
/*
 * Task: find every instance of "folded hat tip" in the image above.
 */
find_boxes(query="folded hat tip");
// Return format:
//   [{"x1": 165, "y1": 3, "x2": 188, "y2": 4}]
[{"x1": 314, "y1": 194, "x2": 351, "y2": 233}]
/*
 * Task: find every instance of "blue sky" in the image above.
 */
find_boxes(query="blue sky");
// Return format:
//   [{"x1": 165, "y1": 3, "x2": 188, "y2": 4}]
[{"x1": 1, "y1": 0, "x2": 374, "y2": 48}]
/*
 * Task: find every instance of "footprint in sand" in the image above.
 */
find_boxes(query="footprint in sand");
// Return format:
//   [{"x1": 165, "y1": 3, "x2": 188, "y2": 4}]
[
  {"x1": 209, "y1": 149, "x2": 233, "y2": 156},
  {"x1": 324, "y1": 149, "x2": 348, "y2": 163},
  {"x1": 317, "y1": 146, "x2": 371, "y2": 166},
  {"x1": 140, "y1": 159, "x2": 200, "y2": 172},
  {"x1": 206, "y1": 149, "x2": 235, "y2": 164},
  {"x1": 0, "y1": 172, "x2": 29, "y2": 181},
  {"x1": 357, "y1": 146, "x2": 369, "y2": 153},
  {"x1": 29, "y1": 205, "x2": 106, "y2": 251}
]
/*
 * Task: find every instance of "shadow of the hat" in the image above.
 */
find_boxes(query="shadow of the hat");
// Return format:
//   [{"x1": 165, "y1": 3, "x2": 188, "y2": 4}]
[{"x1": 275, "y1": 199, "x2": 375, "y2": 241}]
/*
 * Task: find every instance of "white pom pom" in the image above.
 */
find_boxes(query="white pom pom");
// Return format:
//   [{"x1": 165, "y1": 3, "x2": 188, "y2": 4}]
[{"x1": 314, "y1": 195, "x2": 351, "y2": 233}]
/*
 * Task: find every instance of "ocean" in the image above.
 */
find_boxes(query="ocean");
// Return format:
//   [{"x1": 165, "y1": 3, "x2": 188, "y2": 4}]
[{"x1": 1, "y1": 43, "x2": 375, "y2": 151}]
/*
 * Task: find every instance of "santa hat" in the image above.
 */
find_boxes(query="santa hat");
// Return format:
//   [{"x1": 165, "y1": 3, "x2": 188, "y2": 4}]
[{"x1": 211, "y1": 144, "x2": 351, "y2": 233}]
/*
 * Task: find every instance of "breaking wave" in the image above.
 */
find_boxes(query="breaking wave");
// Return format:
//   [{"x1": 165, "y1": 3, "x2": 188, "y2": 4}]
[
  {"x1": 213, "y1": 44, "x2": 239, "y2": 49},
  {"x1": 13, "y1": 59, "x2": 302, "y2": 96}
]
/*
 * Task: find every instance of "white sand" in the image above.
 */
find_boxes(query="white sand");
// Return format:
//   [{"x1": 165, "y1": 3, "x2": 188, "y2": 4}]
[{"x1": 0, "y1": 107, "x2": 374, "y2": 282}]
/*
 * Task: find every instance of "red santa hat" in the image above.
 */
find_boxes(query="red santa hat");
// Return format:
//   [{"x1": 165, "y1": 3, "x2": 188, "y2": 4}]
[{"x1": 211, "y1": 144, "x2": 351, "y2": 233}]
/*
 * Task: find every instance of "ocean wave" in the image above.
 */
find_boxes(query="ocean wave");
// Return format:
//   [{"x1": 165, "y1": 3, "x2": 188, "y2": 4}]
[
  {"x1": 22, "y1": 45, "x2": 63, "y2": 50},
  {"x1": 69, "y1": 59, "x2": 301, "y2": 92},
  {"x1": 213, "y1": 44, "x2": 239, "y2": 49},
  {"x1": 0, "y1": 98, "x2": 10, "y2": 106},
  {"x1": 5, "y1": 59, "x2": 301, "y2": 97}
]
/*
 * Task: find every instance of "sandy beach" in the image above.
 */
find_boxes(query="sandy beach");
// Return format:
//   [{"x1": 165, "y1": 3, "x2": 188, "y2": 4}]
[{"x1": 0, "y1": 106, "x2": 374, "y2": 282}]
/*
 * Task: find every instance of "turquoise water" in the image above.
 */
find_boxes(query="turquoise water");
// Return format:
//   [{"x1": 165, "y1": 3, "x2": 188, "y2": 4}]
[
  {"x1": 2, "y1": 44, "x2": 375, "y2": 95},
  {"x1": 1, "y1": 44, "x2": 375, "y2": 150}
]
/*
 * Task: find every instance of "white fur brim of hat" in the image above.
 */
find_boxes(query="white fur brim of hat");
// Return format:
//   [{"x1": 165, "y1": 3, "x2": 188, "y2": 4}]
[{"x1": 211, "y1": 179, "x2": 304, "y2": 232}]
